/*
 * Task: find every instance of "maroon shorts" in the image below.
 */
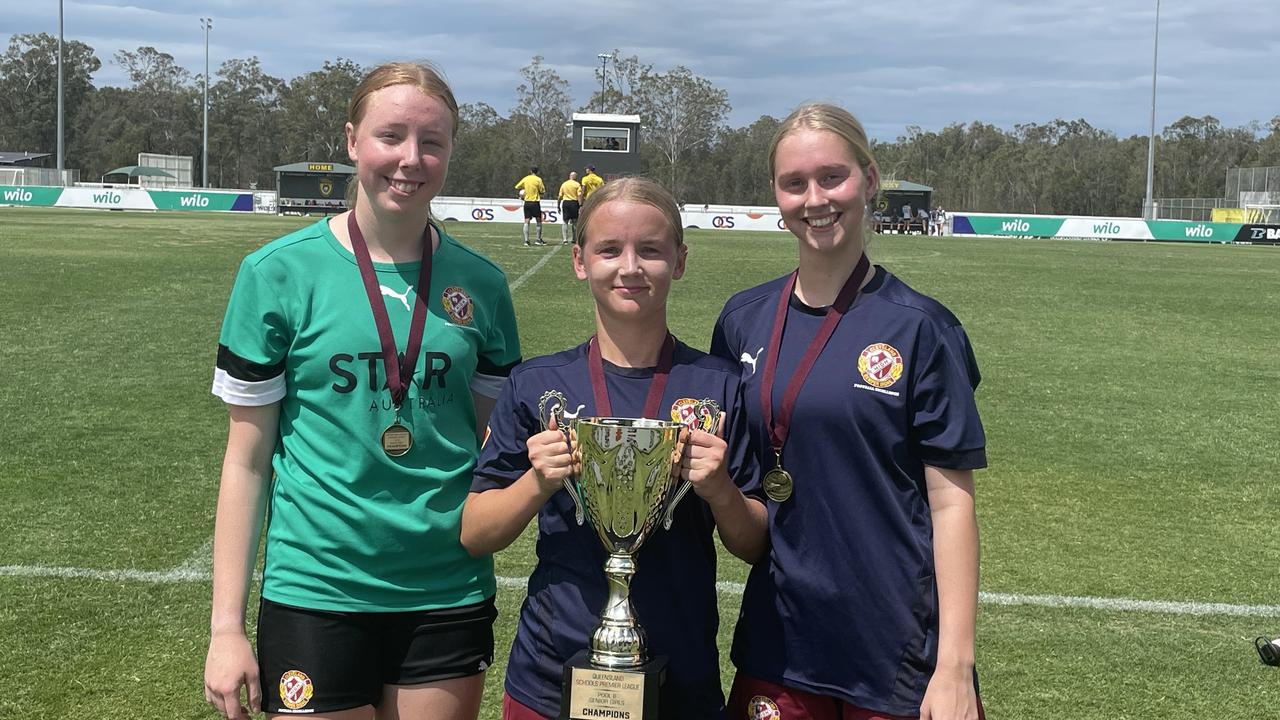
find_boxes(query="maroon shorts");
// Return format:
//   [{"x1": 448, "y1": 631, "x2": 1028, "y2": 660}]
[
  {"x1": 727, "y1": 673, "x2": 986, "y2": 720},
  {"x1": 502, "y1": 692, "x2": 553, "y2": 720}
]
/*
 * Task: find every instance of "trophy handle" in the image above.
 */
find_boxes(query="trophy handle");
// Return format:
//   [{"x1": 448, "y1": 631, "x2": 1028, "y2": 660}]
[
  {"x1": 661, "y1": 408, "x2": 722, "y2": 530},
  {"x1": 560, "y1": 421, "x2": 586, "y2": 526},
  {"x1": 661, "y1": 480, "x2": 692, "y2": 531}
]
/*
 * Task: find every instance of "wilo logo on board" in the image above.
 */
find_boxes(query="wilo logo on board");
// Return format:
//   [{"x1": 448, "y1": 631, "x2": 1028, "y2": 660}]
[
  {"x1": 3, "y1": 188, "x2": 33, "y2": 202},
  {"x1": 1184, "y1": 224, "x2": 1213, "y2": 238},
  {"x1": 1000, "y1": 219, "x2": 1030, "y2": 232},
  {"x1": 179, "y1": 194, "x2": 210, "y2": 208},
  {"x1": 92, "y1": 191, "x2": 123, "y2": 204},
  {"x1": 1092, "y1": 222, "x2": 1121, "y2": 234}
]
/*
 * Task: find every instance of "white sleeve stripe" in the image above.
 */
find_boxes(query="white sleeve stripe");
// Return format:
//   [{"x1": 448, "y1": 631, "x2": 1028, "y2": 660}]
[
  {"x1": 470, "y1": 372, "x2": 505, "y2": 400},
  {"x1": 212, "y1": 367, "x2": 286, "y2": 406}
]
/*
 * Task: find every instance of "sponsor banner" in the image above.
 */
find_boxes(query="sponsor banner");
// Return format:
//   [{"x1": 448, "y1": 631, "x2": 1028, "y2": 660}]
[
  {"x1": 953, "y1": 213, "x2": 1252, "y2": 243},
  {"x1": 1212, "y1": 208, "x2": 1247, "y2": 223},
  {"x1": 56, "y1": 187, "x2": 157, "y2": 210},
  {"x1": 1145, "y1": 220, "x2": 1237, "y2": 243},
  {"x1": 953, "y1": 215, "x2": 1065, "y2": 237},
  {"x1": 1234, "y1": 224, "x2": 1280, "y2": 245},
  {"x1": 1057, "y1": 218, "x2": 1154, "y2": 240},
  {"x1": 680, "y1": 208, "x2": 783, "y2": 231},
  {"x1": 434, "y1": 198, "x2": 557, "y2": 225},
  {"x1": 432, "y1": 196, "x2": 785, "y2": 232},
  {"x1": 0, "y1": 185, "x2": 65, "y2": 206},
  {"x1": 149, "y1": 190, "x2": 254, "y2": 212}
]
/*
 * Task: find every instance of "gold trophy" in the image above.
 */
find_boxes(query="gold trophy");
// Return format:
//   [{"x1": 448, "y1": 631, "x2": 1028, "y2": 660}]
[{"x1": 557, "y1": 415, "x2": 689, "y2": 720}]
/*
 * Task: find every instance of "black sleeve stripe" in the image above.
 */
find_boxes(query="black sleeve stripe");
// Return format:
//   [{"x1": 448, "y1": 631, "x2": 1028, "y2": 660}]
[
  {"x1": 476, "y1": 355, "x2": 521, "y2": 378},
  {"x1": 217, "y1": 343, "x2": 286, "y2": 382}
]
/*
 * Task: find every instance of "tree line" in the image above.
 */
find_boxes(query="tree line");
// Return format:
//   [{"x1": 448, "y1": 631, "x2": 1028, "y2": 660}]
[{"x1": 3, "y1": 33, "x2": 1279, "y2": 215}]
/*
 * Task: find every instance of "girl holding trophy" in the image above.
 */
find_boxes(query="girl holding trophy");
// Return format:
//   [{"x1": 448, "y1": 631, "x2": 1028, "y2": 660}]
[
  {"x1": 712, "y1": 104, "x2": 987, "y2": 720},
  {"x1": 463, "y1": 177, "x2": 767, "y2": 720}
]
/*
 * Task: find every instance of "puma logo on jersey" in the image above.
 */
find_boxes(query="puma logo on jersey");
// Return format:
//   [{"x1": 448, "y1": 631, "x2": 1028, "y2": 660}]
[
  {"x1": 379, "y1": 284, "x2": 414, "y2": 311},
  {"x1": 740, "y1": 347, "x2": 764, "y2": 375}
]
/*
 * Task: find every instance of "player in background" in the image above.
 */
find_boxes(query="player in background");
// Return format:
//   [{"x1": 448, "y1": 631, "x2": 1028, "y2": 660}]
[
  {"x1": 515, "y1": 166, "x2": 547, "y2": 246},
  {"x1": 557, "y1": 171, "x2": 583, "y2": 245}
]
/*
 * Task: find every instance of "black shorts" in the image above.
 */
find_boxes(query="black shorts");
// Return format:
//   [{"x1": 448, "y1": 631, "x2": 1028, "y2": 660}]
[
  {"x1": 560, "y1": 200, "x2": 580, "y2": 221},
  {"x1": 523, "y1": 201, "x2": 543, "y2": 220},
  {"x1": 257, "y1": 596, "x2": 497, "y2": 715}
]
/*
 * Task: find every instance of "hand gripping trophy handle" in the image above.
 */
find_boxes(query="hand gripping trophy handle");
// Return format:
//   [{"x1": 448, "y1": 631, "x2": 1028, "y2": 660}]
[
  {"x1": 556, "y1": 423, "x2": 587, "y2": 526},
  {"x1": 660, "y1": 406, "x2": 721, "y2": 530}
]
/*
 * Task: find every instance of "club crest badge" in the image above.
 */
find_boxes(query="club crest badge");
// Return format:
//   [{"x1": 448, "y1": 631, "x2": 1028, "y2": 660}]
[
  {"x1": 441, "y1": 286, "x2": 474, "y2": 326},
  {"x1": 747, "y1": 695, "x2": 782, "y2": 720},
  {"x1": 279, "y1": 670, "x2": 313, "y2": 710},
  {"x1": 670, "y1": 397, "x2": 720, "y2": 433},
  {"x1": 858, "y1": 343, "x2": 904, "y2": 389}
]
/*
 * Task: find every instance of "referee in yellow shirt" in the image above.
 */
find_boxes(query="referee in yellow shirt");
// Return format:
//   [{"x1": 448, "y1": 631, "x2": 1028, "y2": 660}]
[
  {"x1": 557, "y1": 171, "x2": 583, "y2": 245},
  {"x1": 515, "y1": 166, "x2": 546, "y2": 246},
  {"x1": 581, "y1": 165, "x2": 604, "y2": 199}
]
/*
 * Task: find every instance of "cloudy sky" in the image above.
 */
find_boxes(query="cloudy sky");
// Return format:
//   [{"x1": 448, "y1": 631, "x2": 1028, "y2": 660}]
[{"x1": 4, "y1": 0, "x2": 1277, "y2": 141}]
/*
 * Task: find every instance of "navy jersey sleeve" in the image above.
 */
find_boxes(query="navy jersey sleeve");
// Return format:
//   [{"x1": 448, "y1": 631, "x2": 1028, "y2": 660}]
[
  {"x1": 723, "y1": 374, "x2": 763, "y2": 498},
  {"x1": 908, "y1": 322, "x2": 987, "y2": 470},
  {"x1": 472, "y1": 370, "x2": 541, "y2": 492},
  {"x1": 710, "y1": 306, "x2": 737, "y2": 363}
]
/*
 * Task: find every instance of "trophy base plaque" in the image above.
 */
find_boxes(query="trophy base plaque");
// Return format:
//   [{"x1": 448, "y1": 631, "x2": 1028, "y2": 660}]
[{"x1": 560, "y1": 650, "x2": 667, "y2": 720}]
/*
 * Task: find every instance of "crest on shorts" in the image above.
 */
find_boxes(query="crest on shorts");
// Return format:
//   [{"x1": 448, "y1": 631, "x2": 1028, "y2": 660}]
[
  {"x1": 441, "y1": 286, "x2": 474, "y2": 326},
  {"x1": 279, "y1": 670, "x2": 313, "y2": 710},
  {"x1": 858, "y1": 343, "x2": 904, "y2": 389},
  {"x1": 747, "y1": 695, "x2": 781, "y2": 720},
  {"x1": 671, "y1": 397, "x2": 720, "y2": 433}
]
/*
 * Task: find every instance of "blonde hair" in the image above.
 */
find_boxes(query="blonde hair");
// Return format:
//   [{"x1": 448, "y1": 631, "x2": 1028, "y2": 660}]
[
  {"x1": 768, "y1": 103, "x2": 878, "y2": 181},
  {"x1": 344, "y1": 61, "x2": 459, "y2": 209},
  {"x1": 574, "y1": 177, "x2": 684, "y2": 248}
]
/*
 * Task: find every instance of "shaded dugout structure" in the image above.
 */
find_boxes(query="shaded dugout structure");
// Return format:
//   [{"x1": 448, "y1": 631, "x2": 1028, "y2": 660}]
[
  {"x1": 569, "y1": 113, "x2": 642, "y2": 179},
  {"x1": 273, "y1": 161, "x2": 354, "y2": 215},
  {"x1": 876, "y1": 179, "x2": 933, "y2": 216}
]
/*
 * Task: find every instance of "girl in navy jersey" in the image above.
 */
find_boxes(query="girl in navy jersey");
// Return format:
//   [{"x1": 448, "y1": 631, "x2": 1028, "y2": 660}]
[
  {"x1": 712, "y1": 104, "x2": 987, "y2": 720},
  {"x1": 463, "y1": 177, "x2": 767, "y2": 720},
  {"x1": 203, "y1": 62, "x2": 521, "y2": 720}
]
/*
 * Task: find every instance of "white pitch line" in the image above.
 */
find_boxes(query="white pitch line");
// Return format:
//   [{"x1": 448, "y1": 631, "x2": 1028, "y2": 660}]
[
  {"x1": 4, "y1": 565, "x2": 1280, "y2": 619},
  {"x1": 508, "y1": 243, "x2": 565, "y2": 293},
  {"x1": 172, "y1": 538, "x2": 213, "y2": 576}
]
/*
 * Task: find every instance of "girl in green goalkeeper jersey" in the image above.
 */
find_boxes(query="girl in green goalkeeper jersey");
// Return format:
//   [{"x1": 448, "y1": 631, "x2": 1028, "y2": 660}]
[{"x1": 203, "y1": 61, "x2": 520, "y2": 720}]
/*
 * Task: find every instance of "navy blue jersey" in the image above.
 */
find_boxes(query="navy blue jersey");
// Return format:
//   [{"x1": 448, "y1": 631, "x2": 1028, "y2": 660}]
[
  {"x1": 711, "y1": 266, "x2": 986, "y2": 716},
  {"x1": 473, "y1": 338, "x2": 760, "y2": 719}
]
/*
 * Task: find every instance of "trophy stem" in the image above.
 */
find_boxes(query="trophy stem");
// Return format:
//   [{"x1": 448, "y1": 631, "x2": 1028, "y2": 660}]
[{"x1": 588, "y1": 552, "x2": 647, "y2": 668}]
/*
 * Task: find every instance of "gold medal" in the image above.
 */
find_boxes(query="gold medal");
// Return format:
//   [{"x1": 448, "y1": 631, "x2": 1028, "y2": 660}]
[
  {"x1": 763, "y1": 466, "x2": 793, "y2": 503},
  {"x1": 381, "y1": 420, "x2": 413, "y2": 457}
]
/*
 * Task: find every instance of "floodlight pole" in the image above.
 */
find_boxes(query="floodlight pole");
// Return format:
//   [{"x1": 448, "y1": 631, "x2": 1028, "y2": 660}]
[
  {"x1": 56, "y1": 0, "x2": 64, "y2": 171},
  {"x1": 201, "y1": 17, "x2": 212, "y2": 188},
  {"x1": 597, "y1": 53, "x2": 612, "y2": 113},
  {"x1": 1142, "y1": 0, "x2": 1161, "y2": 220}
]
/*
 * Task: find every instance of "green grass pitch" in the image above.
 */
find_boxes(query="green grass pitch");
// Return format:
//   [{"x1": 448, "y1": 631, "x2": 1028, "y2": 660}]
[{"x1": 1, "y1": 207, "x2": 1279, "y2": 718}]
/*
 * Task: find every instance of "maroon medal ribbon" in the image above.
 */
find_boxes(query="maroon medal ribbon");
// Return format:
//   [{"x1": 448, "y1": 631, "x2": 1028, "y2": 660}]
[
  {"x1": 587, "y1": 333, "x2": 675, "y2": 418},
  {"x1": 348, "y1": 212, "x2": 434, "y2": 411},
  {"x1": 759, "y1": 253, "x2": 871, "y2": 458}
]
